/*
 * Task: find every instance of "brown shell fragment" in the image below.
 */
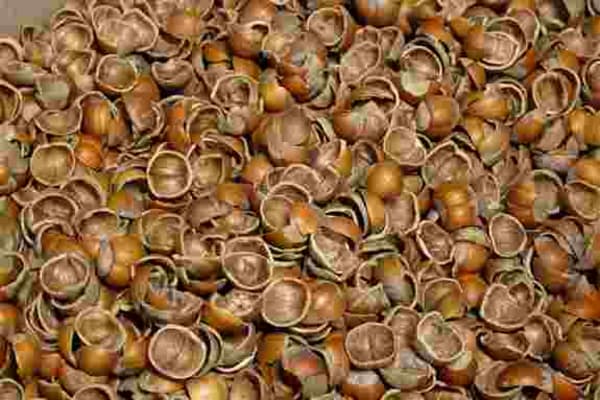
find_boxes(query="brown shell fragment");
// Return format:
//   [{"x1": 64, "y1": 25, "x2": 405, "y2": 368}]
[
  {"x1": 488, "y1": 213, "x2": 527, "y2": 257},
  {"x1": 415, "y1": 312, "x2": 465, "y2": 366},
  {"x1": 397, "y1": 44, "x2": 443, "y2": 104},
  {"x1": 30, "y1": 143, "x2": 75, "y2": 187},
  {"x1": 507, "y1": 170, "x2": 563, "y2": 227},
  {"x1": 222, "y1": 251, "x2": 272, "y2": 290},
  {"x1": 152, "y1": 59, "x2": 195, "y2": 90},
  {"x1": 262, "y1": 278, "x2": 310, "y2": 327},
  {"x1": 496, "y1": 361, "x2": 554, "y2": 393},
  {"x1": 95, "y1": 55, "x2": 138, "y2": 95},
  {"x1": 307, "y1": 6, "x2": 355, "y2": 51},
  {"x1": 94, "y1": 8, "x2": 158, "y2": 54},
  {"x1": 433, "y1": 183, "x2": 477, "y2": 231},
  {"x1": 531, "y1": 234, "x2": 571, "y2": 294},
  {"x1": 480, "y1": 284, "x2": 532, "y2": 332},
  {"x1": 72, "y1": 384, "x2": 117, "y2": 400},
  {"x1": 0, "y1": 379, "x2": 24, "y2": 400},
  {"x1": 147, "y1": 150, "x2": 193, "y2": 199},
  {"x1": 40, "y1": 253, "x2": 90, "y2": 301},
  {"x1": 532, "y1": 68, "x2": 579, "y2": 117},
  {"x1": 35, "y1": 73, "x2": 72, "y2": 110},
  {"x1": 475, "y1": 361, "x2": 521, "y2": 399},
  {"x1": 148, "y1": 325, "x2": 207, "y2": 380},
  {"x1": 564, "y1": 181, "x2": 600, "y2": 220},
  {"x1": 309, "y1": 225, "x2": 361, "y2": 282},
  {"x1": 385, "y1": 191, "x2": 420, "y2": 236},
  {"x1": 52, "y1": 19, "x2": 93, "y2": 53},
  {"x1": 34, "y1": 105, "x2": 82, "y2": 136},
  {"x1": 421, "y1": 278, "x2": 466, "y2": 319},
  {"x1": 341, "y1": 370, "x2": 386, "y2": 400},
  {"x1": 74, "y1": 307, "x2": 126, "y2": 351},
  {"x1": 524, "y1": 314, "x2": 562, "y2": 360},
  {"x1": 0, "y1": 0, "x2": 599, "y2": 398},
  {"x1": 0, "y1": 80, "x2": 22, "y2": 123},
  {"x1": 345, "y1": 322, "x2": 396, "y2": 369},
  {"x1": 339, "y1": 41, "x2": 381, "y2": 85},
  {"x1": 379, "y1": 347, "x2": 435, "y2": 392},
  {"x1": 303, "y1": 280, "x2": 346, "y2": 326},
  {"x1": 416, "y1": 221, "x2": 455, "y2": 264},
  {"x1": 479, "y1": 329, "x2": 530, "y2": 361},
  {"x1": 160, "y1": 0, "x2": 213, "y2": 40},
  {"x1": 383, "y1": 126, "x2": 427, "y2": 167},
  {"x1": 422, "y1": 142, "x2": 472, "y2": 188},
  {"x1": 415, "y1": 95, "x2": 461, "y2": 140}
]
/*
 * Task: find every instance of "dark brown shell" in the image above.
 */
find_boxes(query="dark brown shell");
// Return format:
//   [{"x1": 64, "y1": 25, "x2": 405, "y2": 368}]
[
  {"x1": 255, "y1": 106, "x2": 313, "y2": 166},
  {"x1": 415, "y1": 95, "x2": 461, "y2": 139},
  {"x1": 211, "y1": 74, "x2": 261, "y2": 136},
  {"x1": 357, "y1": 254, "x2": 416, "y2": 309},
  {"x1": 229, "y1": 369, "x2": 269, "y2": 400},
  {"x1": 524, "y1": 314, "x2": 563, "y2": 360}
]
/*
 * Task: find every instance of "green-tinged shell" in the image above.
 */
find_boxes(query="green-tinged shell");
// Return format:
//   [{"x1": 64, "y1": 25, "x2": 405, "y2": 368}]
[{"x1": 415, "y1": 312, "x2": 465, "y2": 366}]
